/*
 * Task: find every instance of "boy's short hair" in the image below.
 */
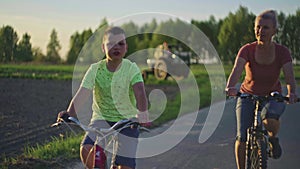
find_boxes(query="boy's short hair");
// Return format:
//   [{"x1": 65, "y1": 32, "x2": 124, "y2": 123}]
[{"x1": 103, "y1": 26, "x2": 126, "y2": 41}]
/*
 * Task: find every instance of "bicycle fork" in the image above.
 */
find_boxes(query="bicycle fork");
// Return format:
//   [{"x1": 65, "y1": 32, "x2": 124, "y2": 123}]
[
  {"x1": 254, "y1": 101, "x2": 272, "y2": 154},
  {"x1": 246, "y1": 101, "x2": 270, "y2": 169}
]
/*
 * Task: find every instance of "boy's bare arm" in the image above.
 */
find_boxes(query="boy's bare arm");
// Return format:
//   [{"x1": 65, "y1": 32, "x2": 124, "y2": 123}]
[
  {"x1": 58, "y1": 87, "x2": 92, "y2": 121},
  {"x1": 133, "y1": 82, "x2": 148, "y2": 112},
  {"x1": 68, "y1": 87, "x2": 92, "y2": 116},
  {"x1": 133, "y1": 82, "x2": 149, "y2": 123}
]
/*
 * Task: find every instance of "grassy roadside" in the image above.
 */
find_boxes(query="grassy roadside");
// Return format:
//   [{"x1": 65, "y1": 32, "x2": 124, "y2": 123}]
[
  {"x1": 1, "y1": 63, "x2": 299, "y2": 83},
  {"x1": 1, "y1": 134, "x2": 82, "y2": 169},
  {"x1": 1, "y1": 63, "x2": 300, "y2": 168},
  {"x1": 0, "y1": 64, "x2": 75, "y2": 80}
]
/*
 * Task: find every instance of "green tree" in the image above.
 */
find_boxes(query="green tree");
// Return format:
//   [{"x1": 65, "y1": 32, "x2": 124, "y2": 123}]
[
  {"x1": 191, "y1": 15, "x2": 220, "y2": 49},
  {"x1": 272, "y1": 12, "x2": 286, "y2": 44},
  {"x1": 0, "y1": 25, "x2": 18, "y2": 62},
  {"x1": 98, "y1": 18, "x2": 108, "y2": 30},
  {"x1": 15, "y1": 33, "x2": 33, "y2": 62},
  {"x1": 218, "y1": 6, "x2": 255, "y2": 63},
  {"x1": 151, "y1": 19, "x2": 183, "y2": 47},
  {"x1": 66, "y1": 32, "x2": 81, "y2": 64},
  {"x1": 66, "y1": 29, "x2": 93, "y2": 64},
  {"x1": 76, "y1": 18, "x2": 109, "y2": 63},
  {"x1": 282, "y1": 9, "x2": 300, "y2": 60},
  {"x1": 46, "y1": 29, "x2": 61, "y2": 63},
  {"x1": 122, "y1": 21, "x2": 139, "y2": 56},
  {"x1": 141, "y1": 18, "x2": 158, "y2": 33},
  {"x1": 32, "y1": 47, "x2": 46, "y2": 62},
  {"x1": 265, "y1": 10, "x2": 300, "y2": 62},
  {"x1": 139, "y1": 19, "x2": 158, "y2": 49}
]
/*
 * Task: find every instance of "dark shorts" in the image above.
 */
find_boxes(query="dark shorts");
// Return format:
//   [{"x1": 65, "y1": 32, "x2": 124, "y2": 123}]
[
  {"x1": 81, "y1": 120, "x2": 139, "y2": 168},
  {"x1": 235, "y1": 97, "x2": 286, "y2": 142}
]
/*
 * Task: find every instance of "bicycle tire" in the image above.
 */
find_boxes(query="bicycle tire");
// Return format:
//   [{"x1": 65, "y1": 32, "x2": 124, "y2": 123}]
[
  {"x1": 258, "y1": 138, "x2": 268, "y2": 169},
  {"x1": 246, "y1": 129, "x2": 268, "y2": 169}
]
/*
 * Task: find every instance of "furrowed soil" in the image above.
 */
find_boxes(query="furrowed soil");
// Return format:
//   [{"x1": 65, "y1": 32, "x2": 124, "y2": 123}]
[{"x1": 0, "y1": 78, "x2": 179, "y2": 168}]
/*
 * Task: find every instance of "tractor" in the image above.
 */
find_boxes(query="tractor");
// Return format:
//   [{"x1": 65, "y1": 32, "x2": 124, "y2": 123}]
[{"x1": 142, "y1": 42, "x2": 191, "y2": 80}]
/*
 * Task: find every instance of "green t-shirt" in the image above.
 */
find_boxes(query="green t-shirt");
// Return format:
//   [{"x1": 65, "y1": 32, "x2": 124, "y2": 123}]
[{"x1": 81, "y1": 59, "x2": 144, "y2": 122}]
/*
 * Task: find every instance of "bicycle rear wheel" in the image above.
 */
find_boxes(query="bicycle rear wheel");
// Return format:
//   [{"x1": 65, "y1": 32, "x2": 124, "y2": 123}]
[{"x1": 246, "y1": 130, "x2": 268, "y2": 169}]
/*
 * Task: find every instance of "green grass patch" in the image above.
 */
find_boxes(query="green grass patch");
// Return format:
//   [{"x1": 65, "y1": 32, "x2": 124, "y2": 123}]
[
  {"x1": 1, "y1": 134, "x2": 82, "y2": 169},
  {"x1": 24, "y1": 135, "x2": 81, "y2": 160},
  {"x1": 0, "y1": 64, "x2": 75, "y2": 80}
]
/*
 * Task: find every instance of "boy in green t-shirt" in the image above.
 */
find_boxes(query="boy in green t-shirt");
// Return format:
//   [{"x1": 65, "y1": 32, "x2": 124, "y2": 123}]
[{"x1": 57, "y1": 26, "x2": 149, "y2": 169}]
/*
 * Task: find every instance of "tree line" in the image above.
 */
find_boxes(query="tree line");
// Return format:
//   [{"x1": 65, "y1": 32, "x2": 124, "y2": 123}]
[{"x1": 0, "y1": 6, "x2": 299, "y2": 64}]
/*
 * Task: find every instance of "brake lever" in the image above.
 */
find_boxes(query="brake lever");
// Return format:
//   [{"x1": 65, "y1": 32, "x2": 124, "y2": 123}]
[
  {"x1": 51, "y1": 116, "x2": 66, "y2": 127},
  {"x1": 51, "y1": 121, "x2": 62, "y2": 127},
  {"x1": 139, "y1": 126, "x2": 151, "y2": 132},
  {"x1": 50, "y1": 117, "x2": 78, "y2": 136}
]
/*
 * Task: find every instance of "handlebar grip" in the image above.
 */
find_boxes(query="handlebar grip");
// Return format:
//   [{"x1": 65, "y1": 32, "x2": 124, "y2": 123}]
[
  {"x1": 61, "y1": 113, "x2": 71, "y2": 122},
  {"x1": 285, "y1": 97, "x2": 300, "y2": 102},
  {"x1": 275, "y1": 95, "x2": 300, "y2": 102}
]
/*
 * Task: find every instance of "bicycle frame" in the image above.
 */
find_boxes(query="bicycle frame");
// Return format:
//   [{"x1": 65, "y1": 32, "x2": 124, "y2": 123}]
[
  {"x1": 244, "y1": 94, "x2": 269, "y2": 169},
  {"x1": 92, "y1": 126, "x2": 119, "y2": 169}
]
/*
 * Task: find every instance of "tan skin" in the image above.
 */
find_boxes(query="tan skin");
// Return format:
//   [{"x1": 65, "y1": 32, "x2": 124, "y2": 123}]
[
  {"x1": 58, "y1": 33, "x2": 148, "y2": 169},
  {"x1": 226, "y1": 17, "x2": 297, "y2": 169}
]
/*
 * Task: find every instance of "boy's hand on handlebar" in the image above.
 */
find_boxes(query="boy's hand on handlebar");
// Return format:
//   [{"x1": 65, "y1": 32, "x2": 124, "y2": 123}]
[
  {"x1": 136, "y1": 111, "x2": 152, "y2": 127},
  {"x1": 57, "y1": 111, "x2": 71, "y2": 123}
]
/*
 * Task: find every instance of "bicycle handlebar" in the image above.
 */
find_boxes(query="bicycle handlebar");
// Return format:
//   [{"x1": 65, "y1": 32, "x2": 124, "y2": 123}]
[
  {"x1": 69, "y1": 116, "x2": 149, "y2": 132},
  {"x1": 52, "y1": 115, "x2": 150, "y2": 134},
  {"x1": 235, "y1": 91, "x2": 300, "y2": 102}
]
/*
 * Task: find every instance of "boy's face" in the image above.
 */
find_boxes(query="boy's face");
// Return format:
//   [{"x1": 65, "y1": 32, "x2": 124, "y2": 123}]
[{"x1": 102, "y1": 33, "x2": 128, "y2": 61}]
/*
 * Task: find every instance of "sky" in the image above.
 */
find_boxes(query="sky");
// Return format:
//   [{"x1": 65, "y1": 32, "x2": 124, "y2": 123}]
[{"x1": 0, "y1": 0, "x2": 299, "y2": 59}]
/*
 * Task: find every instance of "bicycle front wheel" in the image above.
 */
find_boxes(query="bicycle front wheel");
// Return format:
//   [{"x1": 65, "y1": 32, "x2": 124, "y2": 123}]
[{"x1": 246, "y1": 134, "x2": 268, "y2": 169}]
